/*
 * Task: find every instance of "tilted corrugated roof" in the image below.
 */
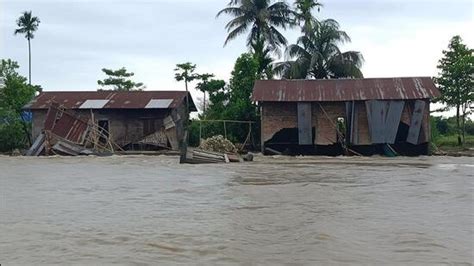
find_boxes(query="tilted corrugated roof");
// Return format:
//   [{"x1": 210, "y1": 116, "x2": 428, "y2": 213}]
[
  {"x1": 24, "y1": 90, "x2": 197, "y2": 111},
  {"x1": 252, "y1": 77, "x2": 440, "y2": 102}
]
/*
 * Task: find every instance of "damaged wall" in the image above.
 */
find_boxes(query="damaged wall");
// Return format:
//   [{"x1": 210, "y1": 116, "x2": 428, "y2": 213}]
[
  {"x1": 30, "y1": 108, "x2": 185, "y2": 151},
  {"x1": 261, "y1": 99, "x2": 432, "y2": 154},
  {"x1": 313, "y1": 102, "x2": 346, "y2": 145},
  {"x1": 261, "y1": 102, "x2": 298, "y2": 144}
]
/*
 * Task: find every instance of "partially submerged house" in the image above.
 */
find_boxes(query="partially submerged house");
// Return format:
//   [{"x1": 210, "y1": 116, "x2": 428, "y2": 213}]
[
  {"x1": 252, "y1": 77, "x2": 441, "y2": 156},
  {"x1": 23, "y1": 91, "x2": 196, "y2": 155}
]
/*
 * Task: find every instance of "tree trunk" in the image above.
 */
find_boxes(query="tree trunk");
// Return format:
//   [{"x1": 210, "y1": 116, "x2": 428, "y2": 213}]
[
  {"x1": 456, "y1": 104, "x2": 461, "y2": 146},
  {"x1": 28, "y1": 37, "x2": 31, "y2": 85},
  {"x1": 462, "y1": 103, "x2": 467, "y2": 145},
  {"x1": 184, "y1": 80, "x2": 189, "y2": 117},
  {"x1": 203, "y1": 91, "x2": 206, "y2": 112}
]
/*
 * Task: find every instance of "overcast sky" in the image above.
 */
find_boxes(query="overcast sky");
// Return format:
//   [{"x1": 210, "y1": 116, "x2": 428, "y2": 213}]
[{"x1": 1, "y1": 0, "x2": 473, "y2": 108}]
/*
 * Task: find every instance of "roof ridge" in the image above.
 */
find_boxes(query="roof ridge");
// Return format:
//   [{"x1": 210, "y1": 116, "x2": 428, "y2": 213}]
[{"x1": 258, "y1": 77, "x2": 433, "y2": 82}]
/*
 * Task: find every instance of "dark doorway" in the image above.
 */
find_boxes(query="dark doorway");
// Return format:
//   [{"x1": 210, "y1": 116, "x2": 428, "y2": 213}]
[{"x1": 98, "y1": 120, "x2": 109, "y2": 144}]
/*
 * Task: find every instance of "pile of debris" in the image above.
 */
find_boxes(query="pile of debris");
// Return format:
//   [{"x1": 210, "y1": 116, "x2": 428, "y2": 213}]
[
  {"x1": 182, "y1": 135, "x2": 253, "y2": 164},
  {"x1": 198, "y1": 135, "x2": 237, "y2": 153},
  {"x1": 26, "y1": 103, "x2": 121, "y2": 156}
]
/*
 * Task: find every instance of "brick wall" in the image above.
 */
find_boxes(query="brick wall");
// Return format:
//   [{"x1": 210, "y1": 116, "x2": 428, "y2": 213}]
[{"x1": 261, "y1": 102, "x2": 298, "y2": 143}]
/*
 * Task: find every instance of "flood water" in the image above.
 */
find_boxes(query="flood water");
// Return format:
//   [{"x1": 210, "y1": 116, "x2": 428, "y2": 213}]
[{"x1": 0, "y1": 155, "x2": 473, "y2": 265}]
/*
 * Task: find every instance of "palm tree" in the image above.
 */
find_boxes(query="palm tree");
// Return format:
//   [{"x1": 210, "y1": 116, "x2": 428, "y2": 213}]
[
  {"x1": 294, "y1": 0, "x2": 322, "y2": 34},
  {"x1": 14, "y1": 11, "x2": 40, "y2": 85},
  {"x1": 276, "y1": 19, "x2": 364, "y2": 79},
  {"x1": 217, "y1": 0, "x2": 293, "y2": 78},
  {"x1": 217, "y1": 0, "x2": 293, "y2": 50}
]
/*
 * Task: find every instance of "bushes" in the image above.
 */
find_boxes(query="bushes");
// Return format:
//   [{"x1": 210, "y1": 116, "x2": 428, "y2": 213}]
[
  {"x1": 431, "y1": 115, "x2": 474, "y2": 147},
  {"x1": 0, "y1": 111, "x2": 30, "y2": 152}
]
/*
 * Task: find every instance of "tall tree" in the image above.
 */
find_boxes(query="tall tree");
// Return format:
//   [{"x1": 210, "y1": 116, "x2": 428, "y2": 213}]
[
  {"x1": 174, "y1": 62, "x2": 198, "y2": 115},
  {"x1": 97, "y1": 67, "x2": 144, "y2": 91},
  {"x1": 276, "y1": 19, "x2": 364, "y2": 79},
  {"x1": 216, "y1": 0, "x2": 293, "y2": 78},
  {"x1": 251, "y1": 39, "x2": 274, "y2": 79},
  {"x1": 196, "y1": 73, "x2": 214, "y2": 112},
  {"x1": 294, "y1": 0, "x2": 322, "y2": 34},
  {"x1": 14, "y1": 11, "x2": 40, "y2": 85},
  {"x1": 226, "y1": 53, "x2": 259, "y2": 124},
  {"x1": 199, "y1": 79, "x2": 228, "y2": 119},
  {"x1": 435, "y1": 35, "x2": 473, "y2": 146}
]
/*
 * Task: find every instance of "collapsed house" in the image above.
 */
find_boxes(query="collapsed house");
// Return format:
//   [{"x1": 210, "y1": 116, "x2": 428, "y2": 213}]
[
  {"x1": 252, "y1": 77, "x2": 441, "y2": 156},
  {"x1": 23, "y1": 91, "x2": 196, "y2": 155}
]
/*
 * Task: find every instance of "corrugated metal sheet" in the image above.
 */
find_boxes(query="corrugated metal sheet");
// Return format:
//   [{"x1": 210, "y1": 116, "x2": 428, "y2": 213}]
[
  {"x1": 24, "y1": 91, "x2": 197, "y2": 111},
  {"x1": 407, "y1": 100, "x2": 426, "y2": 144},
  {"x1": 79, "y1": 99, "x2": 110, "y2": 109},
  {"x1": 145, "y1": 99, "x2": 173, "y2": 109},
  {"x1": 252, "y1": 77, "x2": 440, "y2": 102},
  {"x1": 297, "y1": 103, "x2": 312, "y2": 145},
  {"x1": 44, "y1": 103, "x2": 90, "y2": 144}
]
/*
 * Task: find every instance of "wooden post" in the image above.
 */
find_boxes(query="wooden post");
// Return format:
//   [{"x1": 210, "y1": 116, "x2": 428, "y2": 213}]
[
  {"x1": 224, "y1": 121, "x2": 227, "y2": 139},
  {"x1": 199, "y1": 120, "x2": 202, "y2": 146}
]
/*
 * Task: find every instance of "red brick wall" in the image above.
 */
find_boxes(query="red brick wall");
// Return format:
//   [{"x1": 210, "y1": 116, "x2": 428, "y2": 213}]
[
  {"x1": 261, "y1": 102, "x2": 297, "y2": 142},
  {"x1": 313, "y1": 102, "x2": 346, "y2": 145}
]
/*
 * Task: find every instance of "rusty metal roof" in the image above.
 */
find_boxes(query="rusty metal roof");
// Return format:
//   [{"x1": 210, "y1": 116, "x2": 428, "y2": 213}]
[
  {"x1": 252, "y1": 77, "x2": 440, "y2": 102},
  {"x1": 24, "y1": 91, "x2": 197, "y2": 111}
]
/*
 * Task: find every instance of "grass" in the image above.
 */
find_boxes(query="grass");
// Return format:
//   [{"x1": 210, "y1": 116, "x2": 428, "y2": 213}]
[{"x1": 434, "y1": 134, "x2": 474, "y2": 148}]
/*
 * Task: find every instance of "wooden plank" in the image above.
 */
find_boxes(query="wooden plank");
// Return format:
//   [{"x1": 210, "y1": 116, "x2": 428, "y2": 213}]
[
  {"x1": 407, "y1": 100, "x2": 426, "y2": 145},
  {"x1": 384, "y1": 101, "x2": 405, "y2": 144},
  {"x1": 365, "y1": 101, "x2": 373, "y2": 142},
  {"x1": 367, "y1": 100, "x2": 388, "y2": 144},
  {"x1": 351, "y1": 102, "x2": 359, "y2": 145},
  {"x1": 297, "y1": 102, "x2": 312, "y2": 145},
  {"x1": 345, "y1": 102, "x2": 352, "y2": 144},
  {"x1": 26, "y1": 133, "x2": 45, "y2": 156}
]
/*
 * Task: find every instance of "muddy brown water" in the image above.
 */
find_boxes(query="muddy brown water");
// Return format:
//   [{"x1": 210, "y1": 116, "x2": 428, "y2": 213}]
[{"x1": 0, "y1": 155, "x2": 473, "y2": 265}]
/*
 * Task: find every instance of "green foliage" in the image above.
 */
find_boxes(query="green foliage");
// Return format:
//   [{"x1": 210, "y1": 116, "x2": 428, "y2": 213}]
[
  {"x1": 174, "y1": 62, "x2": 198, "y2": 90},
  {"x1": 276, "y1": 19, "x2": 364, "y2": 79},
  {"x1": 217, "y1": 0, "x2": 293, "y2": 50},
  {"x1": 0, "y1": 111, "x2": 28, "y2": 152},
  {"x1": 217, "y1": 0, "x2": 294, "y2": 78},
  {"x1": 14, "y1": 11, "x2": 40, "y2": 40},
  {"x1": 434, "y1": 135, "x2": 474, "y2": 148},
  {"x1": 195, "y1": 73, "x2": 215, "y2": 112},
  {"x1": 435, "y1": 35, "x2": 473, "y2": 145},
  {"x1": 0, "y1": 59, "x2": 37, "y2": 152},
  {"x1": 14, "y1": 10, "x2": 40, "y2": 85},
  {"x1": 294, "y1": 0, "x2": 322, "y2": 34},
  {"x1": 189, "y1": 54, "x2": 259, "y2": 146},
  {"x1": 97, "y1": 67, "x2": 144, "y2": 91},
  {"x1": 251, "y1": 39, "x2": 274, "y2": 79},
  {"x1": 200, "y1": 79, "x2": 228, "y2": 119},
  {"x1": 431, "y1": 115, "x2": 474, "y2": 148}
]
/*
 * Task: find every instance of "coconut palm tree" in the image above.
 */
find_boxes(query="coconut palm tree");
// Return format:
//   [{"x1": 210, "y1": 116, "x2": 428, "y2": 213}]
[
  {"x1": 275, "y1": 19, "x2": 364, "y2": 79},
  {"x1": 217, "y1": 0, "x2": 293, "y2": 50},
  {"x1": 14, "y1": 11, "x2": 40, "y2": 85},
  {"x1": 294, "y1": 0, "x2": 322, "y2": 34}
]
